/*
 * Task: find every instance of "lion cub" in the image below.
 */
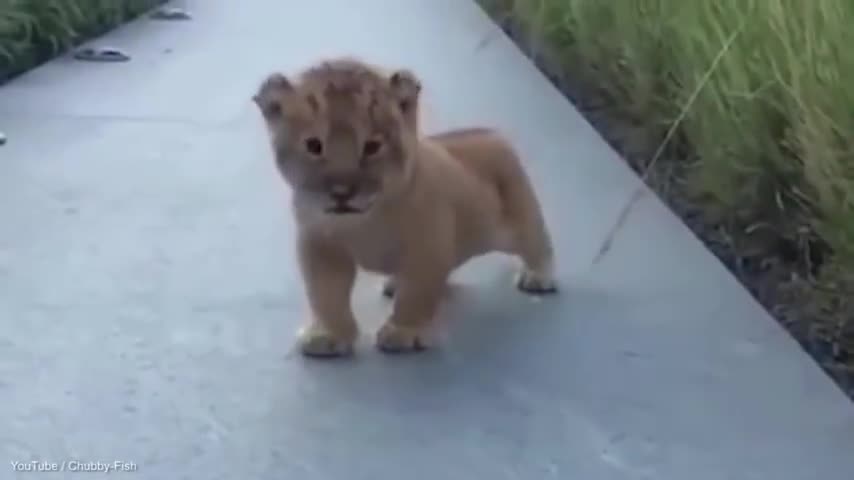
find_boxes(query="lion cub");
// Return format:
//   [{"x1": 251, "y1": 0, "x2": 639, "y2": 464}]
[{"x1": 253, "y1": 58, "x2": 557, "y2": 357}]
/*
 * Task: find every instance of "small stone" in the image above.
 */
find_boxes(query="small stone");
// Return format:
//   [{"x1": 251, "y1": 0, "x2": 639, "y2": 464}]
[
  {"x1": 0, "y1": 131, "x2": 6, "y2": 145},
  {"x1": 151, "y1": 7, "x2": 192, "y2": 20},
  {"x1": 73, "y1": 46, "x2": 131, "y2": 62}
]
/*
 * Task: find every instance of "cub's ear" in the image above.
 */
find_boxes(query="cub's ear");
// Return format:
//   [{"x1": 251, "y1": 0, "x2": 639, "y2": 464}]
[
  {"x1": 252, "y1": 72, "x2": 293, "y2": 118},
  {"x1": 388, "y1": 69, "x2": 421, "y2": 115}
]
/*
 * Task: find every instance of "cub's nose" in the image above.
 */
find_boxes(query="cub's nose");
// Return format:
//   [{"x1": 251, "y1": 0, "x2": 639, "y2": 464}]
[{"x1": 329, "y1": 183, "x2": 357, "y2": 202}]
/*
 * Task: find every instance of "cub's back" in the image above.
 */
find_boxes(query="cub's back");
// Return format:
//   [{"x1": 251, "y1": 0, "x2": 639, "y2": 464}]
[
  {"x1": 428, "y1": 128, "x2": 519, "y2": 178},
  {"x1": 423, "y1": 128, "x2": 535, "y2": 257},
  {"x1": 427, "y1": 127, "x2": 533, "y2": 202}
]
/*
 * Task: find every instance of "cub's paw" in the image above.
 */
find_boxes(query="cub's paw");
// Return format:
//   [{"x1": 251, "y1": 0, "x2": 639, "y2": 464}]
[
  {"x1": 297, "y1": 323, "x2": 356, "y2": 358},
  {"x1": 516, "y1": 268, "x2": 557, "y2": 295},
  {"x1": 381, "y1": 277, "x2": 397, "y2": 299},
  {"x1": 375, "y1": 322, "x2": 433, "y2": 353}
]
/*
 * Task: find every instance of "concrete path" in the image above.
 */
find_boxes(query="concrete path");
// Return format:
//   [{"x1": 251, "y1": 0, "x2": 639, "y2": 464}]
[{"x1": 1, "y1": 0, "x2": 852, "y2": 478}]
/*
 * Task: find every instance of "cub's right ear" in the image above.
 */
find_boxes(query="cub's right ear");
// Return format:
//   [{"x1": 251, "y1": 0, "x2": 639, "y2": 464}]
[{"x1": 252, "y1": 72, "x2": 293, "y2": 118}]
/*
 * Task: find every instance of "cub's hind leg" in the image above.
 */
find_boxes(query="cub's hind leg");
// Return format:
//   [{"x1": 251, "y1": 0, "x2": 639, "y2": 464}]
[
  {"x1": 510, "y1": 212, "x2": 557, "y2": 294},
  {"x1": 499, "y1": 163, "x2": 558, "y2": 295}
]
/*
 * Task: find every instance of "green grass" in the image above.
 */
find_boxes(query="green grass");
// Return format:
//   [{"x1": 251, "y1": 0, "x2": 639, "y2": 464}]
[
  {"x1": 483, "y1": 0, "x2": 853, "y2": 389},
  {"x1": 0, "y1": 0, "x2": 164, "y2": 83}
]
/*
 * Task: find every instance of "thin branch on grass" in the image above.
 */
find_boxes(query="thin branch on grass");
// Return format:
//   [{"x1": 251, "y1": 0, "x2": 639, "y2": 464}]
[{"x1": 590, "y1": 16, "x2": 749, "y2": 266}]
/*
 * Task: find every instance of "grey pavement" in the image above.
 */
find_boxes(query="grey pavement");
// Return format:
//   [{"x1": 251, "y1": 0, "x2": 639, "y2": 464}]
[{"x1": 1, "y1": 0, "x2": 853, "y2": 478}]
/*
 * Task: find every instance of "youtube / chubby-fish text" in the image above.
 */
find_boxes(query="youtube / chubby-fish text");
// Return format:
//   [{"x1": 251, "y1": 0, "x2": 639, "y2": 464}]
[{"x1": 11, "y1": 459, "x2": 138, "y2": 473}]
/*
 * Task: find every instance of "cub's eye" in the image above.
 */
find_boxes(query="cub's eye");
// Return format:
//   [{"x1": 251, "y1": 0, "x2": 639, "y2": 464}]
[
  {"x1": 263, "y1": 102, "x2": 282, "y2": 118},
  {"x1": 304, "y1": 137, "x2": 323, "y2": 156},
  {"x1": 362, "y1": 139, "x2": 382, "y2": 157}
]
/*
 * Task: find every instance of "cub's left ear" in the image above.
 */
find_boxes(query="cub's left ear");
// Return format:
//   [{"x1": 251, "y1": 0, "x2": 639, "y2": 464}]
[
  {"x1": 388, "y1": 69, "x2": 421, "y2": 114},
  {"x1": 252, "y1": 72, "x2": 293, "y2": 118}
]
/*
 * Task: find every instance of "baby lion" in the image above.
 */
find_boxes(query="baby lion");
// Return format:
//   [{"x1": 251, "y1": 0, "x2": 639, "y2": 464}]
[{"x1": 253, "y1": 58, "x2": 557, "y2": 357}]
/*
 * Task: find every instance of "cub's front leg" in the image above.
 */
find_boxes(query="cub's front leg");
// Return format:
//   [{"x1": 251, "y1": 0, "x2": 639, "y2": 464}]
[
  {"x1": 376, "y1": 250, "x2": 452, "y2": 353},
  {"x1": 296, "y1": 232, "x2": 359, "y2": 358}
]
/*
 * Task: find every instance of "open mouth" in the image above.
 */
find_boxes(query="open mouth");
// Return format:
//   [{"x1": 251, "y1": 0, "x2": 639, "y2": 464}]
[{"x1": 326, "y1": 204, "x2": 362, "y2": 215}]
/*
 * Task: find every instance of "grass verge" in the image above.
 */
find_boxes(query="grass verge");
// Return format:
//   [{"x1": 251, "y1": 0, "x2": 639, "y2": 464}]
[
  {"x1": 480, "y1": 0, "x2": 853, "y2": 398},
  {"x1": 0, "y1": 0, "x2": 165, "y2": 84}
]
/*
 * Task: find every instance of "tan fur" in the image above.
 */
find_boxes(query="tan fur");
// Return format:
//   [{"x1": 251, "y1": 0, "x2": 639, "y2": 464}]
[{"x1": 253, "y1": 57, "x2": 557, "y2": 357}]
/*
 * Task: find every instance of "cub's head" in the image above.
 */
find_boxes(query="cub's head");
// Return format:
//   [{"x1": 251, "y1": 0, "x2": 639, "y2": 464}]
[{"x1": 253, "y1": 58, "x2": 422, "y2": 219}]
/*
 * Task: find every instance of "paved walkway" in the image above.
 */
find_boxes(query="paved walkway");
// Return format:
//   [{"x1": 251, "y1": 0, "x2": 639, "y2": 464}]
[{"x1": 1, "y1": 0, "x2": 852, "y2": 478}]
